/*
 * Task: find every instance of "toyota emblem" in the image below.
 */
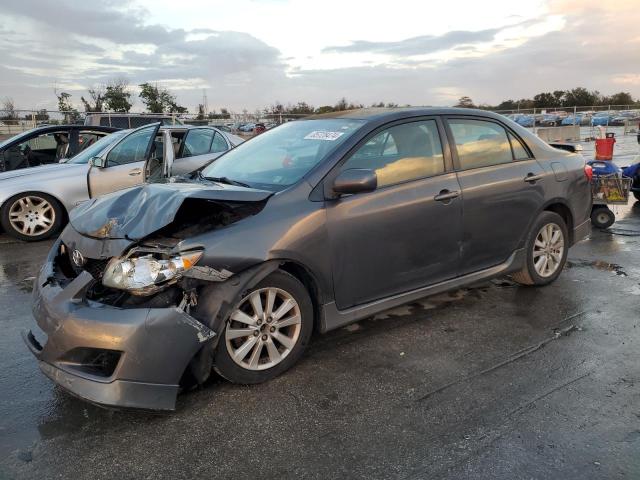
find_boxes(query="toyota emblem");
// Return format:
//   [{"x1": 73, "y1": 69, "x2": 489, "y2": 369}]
[{"x1": 72, "y1": 249, "x2": 85, "y2": 267}]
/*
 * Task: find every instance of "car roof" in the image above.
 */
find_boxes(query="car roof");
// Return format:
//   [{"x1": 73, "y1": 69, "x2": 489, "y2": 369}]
[
  {"x1": 306, "y1": 107, "x2": 511, "y2": 123},
  {"x1": 19, "y1": 124, "x2": 120, "y2": 134},
  {"x1": 159, "y1": 125, "x2": 227, "y2": 132}
]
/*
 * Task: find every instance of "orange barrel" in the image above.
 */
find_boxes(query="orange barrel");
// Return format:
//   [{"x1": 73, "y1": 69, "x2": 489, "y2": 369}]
[{"x1": 595, "y1": 132, "x2": 615, "y2": 160}]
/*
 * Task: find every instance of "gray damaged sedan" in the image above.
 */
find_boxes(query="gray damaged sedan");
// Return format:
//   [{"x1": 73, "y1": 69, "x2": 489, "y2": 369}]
[
  {"x1": 24, "y1": 108, "x2": 592, "y2": 410},
  {"x1": 0, "y1": 123, "x2": 242, "y2": 241}
]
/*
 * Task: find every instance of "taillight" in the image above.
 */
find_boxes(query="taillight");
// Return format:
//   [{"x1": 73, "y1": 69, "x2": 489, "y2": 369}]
[{"x1": 584, "y1": 164, "x2": 593, "y2": 182}]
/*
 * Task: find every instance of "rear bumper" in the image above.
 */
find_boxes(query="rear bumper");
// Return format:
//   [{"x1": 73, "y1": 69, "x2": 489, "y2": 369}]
[
  {"x1": 26, "y1": 239, "x2": 215, "y2": 411},
  {"x1": 572, "y1": 218, "x2": 591, "y2": 245}
]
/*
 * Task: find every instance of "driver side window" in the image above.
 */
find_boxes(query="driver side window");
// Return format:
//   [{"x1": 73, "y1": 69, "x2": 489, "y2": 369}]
[
  {"x1": 342, "y1": 120, "x2": 445, "y2": 188},
  {"x1": 107, "y1": 126, "x2": 155, "y2": 166}
]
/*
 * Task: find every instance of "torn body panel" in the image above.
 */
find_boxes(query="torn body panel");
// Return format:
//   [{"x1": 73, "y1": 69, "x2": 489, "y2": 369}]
[{"x1": 25, "y1": 239, "x2": 216, "y2": 410}]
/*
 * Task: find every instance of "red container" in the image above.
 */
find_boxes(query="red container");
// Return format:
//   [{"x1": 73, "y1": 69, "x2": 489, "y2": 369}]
[{"x1": 595, "y1": 133, "x2": 615, "y2": 160}]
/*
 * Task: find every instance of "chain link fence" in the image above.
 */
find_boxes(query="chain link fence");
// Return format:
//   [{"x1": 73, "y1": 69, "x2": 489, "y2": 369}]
[{"x1": 2, "y1": 105, "x2": 639, "y2": 139}]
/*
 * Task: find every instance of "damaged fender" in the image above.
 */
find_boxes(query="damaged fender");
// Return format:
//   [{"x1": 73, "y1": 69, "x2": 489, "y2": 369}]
[{"x1": 184, "y1": 260, "x2": 281, "y2": 384}]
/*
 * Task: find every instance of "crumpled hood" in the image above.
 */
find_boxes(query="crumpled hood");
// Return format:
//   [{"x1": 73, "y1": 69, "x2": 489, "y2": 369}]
[{"x1": 69, "y1": 182, "x2": 273, "y2": 240}]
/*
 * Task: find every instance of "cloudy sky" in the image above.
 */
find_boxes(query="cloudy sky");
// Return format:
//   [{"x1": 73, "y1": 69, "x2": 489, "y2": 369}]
[{"x1": 0, "y1": 0, "x2": 638, "y2": 113}]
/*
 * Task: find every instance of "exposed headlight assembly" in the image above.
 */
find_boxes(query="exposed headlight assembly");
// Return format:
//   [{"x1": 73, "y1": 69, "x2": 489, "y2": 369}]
[{"x1": 102, "y1": 250, "x2": 203, "y2": 295}]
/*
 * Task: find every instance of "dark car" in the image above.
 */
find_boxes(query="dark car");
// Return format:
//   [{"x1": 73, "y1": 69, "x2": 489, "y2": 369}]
[
  {"x1": 254, "y1": 123, "x2": 267, "y2": 134},
  {"x1": 0, "y1": 125, "x2": 118, "y2": 172},
  {"x1": 24, "y1": 108, "x2": 591, "y2": 410}
]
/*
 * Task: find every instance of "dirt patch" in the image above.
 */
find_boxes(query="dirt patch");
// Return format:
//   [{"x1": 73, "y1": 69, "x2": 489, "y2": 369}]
[{"x1": 566, "y1": 259, "x2": 628, "y2": 276}]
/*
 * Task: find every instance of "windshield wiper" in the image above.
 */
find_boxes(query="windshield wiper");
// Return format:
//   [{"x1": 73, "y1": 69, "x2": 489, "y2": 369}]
[{"x1": 203, "y1": 176, "x2": 252, "y2": 188}]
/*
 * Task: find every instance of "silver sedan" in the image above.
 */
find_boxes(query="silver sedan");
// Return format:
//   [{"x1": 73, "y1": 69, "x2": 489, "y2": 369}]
[{"x1": 0, "y1": 123, "x2": 243, "y2": 241}]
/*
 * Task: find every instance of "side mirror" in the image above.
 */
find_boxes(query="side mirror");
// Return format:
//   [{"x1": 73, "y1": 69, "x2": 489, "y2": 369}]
[
  {"x1": 332, "y1": 168, "x2": 377, "y2": 196},
  {"x1": 89, "y1": 156, "x2": 106, "y2": 168}
]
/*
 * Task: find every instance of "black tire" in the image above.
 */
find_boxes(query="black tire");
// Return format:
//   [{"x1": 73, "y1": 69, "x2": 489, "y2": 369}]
[
  {"x1": 590, "y1": 206, "x2": 615, "y2": 229},
  {"x1": 0, "y1": 192, "x2": 65, "y2": 242},
  {"x1": 633, "y1": 191, "x2": 640, "y2": 202},
  {"x1": 512, "y1": 211, "x2": 569, "y2": 286},
  {"x1": 213, "y1": 270, "x2": 313, "y2": 384}
]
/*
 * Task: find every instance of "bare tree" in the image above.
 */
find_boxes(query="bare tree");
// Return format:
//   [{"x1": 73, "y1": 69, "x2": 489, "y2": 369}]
[
  {"x1": 1, "y1": 97, "x2": 17, "y2": 120},
  {"x1": 81, "y1": 85, "x2": 105, "y2": 112}
]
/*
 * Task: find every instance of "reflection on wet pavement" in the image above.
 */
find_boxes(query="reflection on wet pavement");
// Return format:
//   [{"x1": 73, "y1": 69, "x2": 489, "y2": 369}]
[{"x1": 0, "y1": 195, "x2": 639, "y2": 479}]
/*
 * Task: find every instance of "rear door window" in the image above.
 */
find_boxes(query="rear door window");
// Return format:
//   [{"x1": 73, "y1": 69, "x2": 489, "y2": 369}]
[
  {"x1": 448, "y1": 119, "x2": 513, "y2": 170},
  {"x1": 508, "y1": 132, "x2": 531, "y2": 160},
  {"x1": 182, "y1": 129, "x2": 214, "y2": 157}
]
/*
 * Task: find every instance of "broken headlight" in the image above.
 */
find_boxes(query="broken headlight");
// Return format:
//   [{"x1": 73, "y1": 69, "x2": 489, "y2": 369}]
[{"x1": 102, "y1": 251, "x2": 203, "y2": 293}]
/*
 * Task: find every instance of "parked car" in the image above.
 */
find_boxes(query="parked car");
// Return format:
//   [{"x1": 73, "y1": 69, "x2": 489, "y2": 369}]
[
  {"x1": 22, "y1": 108, "x2": 592, "y2": 410},
  {"x1": 540, "y1": 113, "x2": 563, "y2": 127},
  {"x1": 254, "y1": 123, "x2": 267, "y2": 134},
  {"x1": 0, "y1": 125, "x2": 118, "y2": 172},
  {"x1": 591, "y1": 112, "x2": 614, "y2": 126},
  {"x1": 561, "y1": 114, "x2": 588, "y2": 126},
  {"x1": 0, "y1": 124, "x2": 243, "y2": 241},
  {"x1": 84, "y1": 113, "x2": 183, "y2": 129}
]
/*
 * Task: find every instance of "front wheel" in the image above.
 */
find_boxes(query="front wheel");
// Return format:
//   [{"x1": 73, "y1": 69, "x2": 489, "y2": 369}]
[
  {"x1": 214, "y1": 270, "x2": 313, "y2": 384},
  {"x1": 512, "y1": 211, "x2": 568, "y2": 286},
  {"x1": 0, "y1": 192, "x2": 64, "y2": 241},
  {"x1": 633, "y1": 191, "x2": 640, "y2": 202}
]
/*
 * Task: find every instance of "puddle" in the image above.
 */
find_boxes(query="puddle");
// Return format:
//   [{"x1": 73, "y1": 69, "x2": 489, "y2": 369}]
[{"x1": 566, "y1": 260, "x2": 628, "y2": 276}]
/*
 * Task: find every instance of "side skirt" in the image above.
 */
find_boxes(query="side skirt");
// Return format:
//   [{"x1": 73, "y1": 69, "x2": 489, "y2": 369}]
[{"x1": 319, "y1": 249, "x2": 526, "y2": 333}]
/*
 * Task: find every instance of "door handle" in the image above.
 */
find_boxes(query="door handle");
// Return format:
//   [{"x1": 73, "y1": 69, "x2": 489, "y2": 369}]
[
  {"x1": 128, "y1": 168, "x2": 142, "y2": 176},
  {"x1": 524, "y1": 173, "x2": 543, "y2": 183},
  {"x1": 434, "y1": 190, "x2": 460, "y2": 202}
]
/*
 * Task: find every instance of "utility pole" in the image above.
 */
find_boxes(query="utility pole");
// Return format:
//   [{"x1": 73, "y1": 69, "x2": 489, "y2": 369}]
[{"x1": 202, "y1": 89, "x2": 208, "y2": 116}]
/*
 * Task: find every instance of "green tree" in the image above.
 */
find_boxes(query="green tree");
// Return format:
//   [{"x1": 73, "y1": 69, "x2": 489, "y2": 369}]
[
  {"x1": 534, "y1": 92, "x2": 559, "y2": 108},
  {"x1": 604, "y1": 91, "x2": 636, "y2": 106},
  {"x1": 288, "y1": 102, "x2": 314, "y2": 115},
  {"x1": 138, "y1": 82, "x2": 187, "y2": 113},
  {"x1": 103, "y1": 79, "x2": 132, "y2": 112},
  {"x1": 496, "y1": 99, "x2": 517, "y2": 110},
  {"x1": 563, "y1": 87, "x2": 601, "y2": 107},
  {"x1": 55, "y1": 90, "x2": 81, "y2": 123},
  {"x1": 454, "y1": 96, "x2": 475, "y2": 108},
  {"x1": 315, "y1": 105, "x2": 334, "y2": 114}
]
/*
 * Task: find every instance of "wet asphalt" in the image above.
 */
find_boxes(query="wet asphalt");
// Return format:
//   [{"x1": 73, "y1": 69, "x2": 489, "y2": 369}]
[{"x1": 1, "y1": 204, "x2": 639, "y2": 479}]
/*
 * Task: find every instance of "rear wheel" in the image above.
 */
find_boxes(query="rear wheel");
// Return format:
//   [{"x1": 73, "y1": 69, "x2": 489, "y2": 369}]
[
  {"x1": 512, "y1": 211, "x2": 568, "y2": 286},
  {"x1": 0, "y1": 192, "x2": 64, "y2": 241},
  {"x1": 213, "y1": 270, "x2": 313, "y2": 384},
  {"x1": 590, "y1": 206, "x2": 615, "y2": 229}
]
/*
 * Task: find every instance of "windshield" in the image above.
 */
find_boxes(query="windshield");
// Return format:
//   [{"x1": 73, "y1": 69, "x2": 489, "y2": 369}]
[
  {"x1": 63, "y1": 130, "x2": 128, "y2": 164},
  {"x1": 201, "y1": 119, "x2": 364, "y2": 191},
  {"x1": 0, "y1": 129, "x2": 40, "y2": 149}
]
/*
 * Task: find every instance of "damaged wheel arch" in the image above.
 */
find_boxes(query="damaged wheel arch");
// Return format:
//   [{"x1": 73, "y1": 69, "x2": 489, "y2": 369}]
[{"x1": 183, "y1": 259, "x2": 323, "y2": 385}]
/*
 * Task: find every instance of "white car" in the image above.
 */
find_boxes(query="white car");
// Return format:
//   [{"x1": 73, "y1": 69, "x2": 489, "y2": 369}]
[{"x1": 0, "y1": 124, "x2": 243, "y2": 241}]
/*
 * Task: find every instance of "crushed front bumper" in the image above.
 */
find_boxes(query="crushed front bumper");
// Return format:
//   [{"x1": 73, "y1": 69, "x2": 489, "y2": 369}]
[{"x1": 24, "y1": 239, "x2": 215, "y2": 411}]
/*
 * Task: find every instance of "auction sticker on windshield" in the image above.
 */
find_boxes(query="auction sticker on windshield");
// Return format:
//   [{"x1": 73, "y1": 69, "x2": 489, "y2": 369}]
[{"x1": 304, "y1": 131, "x2": 345, "y2": 141}]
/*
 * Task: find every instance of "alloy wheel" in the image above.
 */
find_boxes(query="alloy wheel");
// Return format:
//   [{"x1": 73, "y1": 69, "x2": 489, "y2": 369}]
[
  {"x1": 8, "y1": 196, "x2": 56, "y2": 237},
  {"x1": 533, "y1": 223, "x2": 565, "y2": 278},
  {"x1": 225, "y1": 287, "x2": 302, "y2": 371}
]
